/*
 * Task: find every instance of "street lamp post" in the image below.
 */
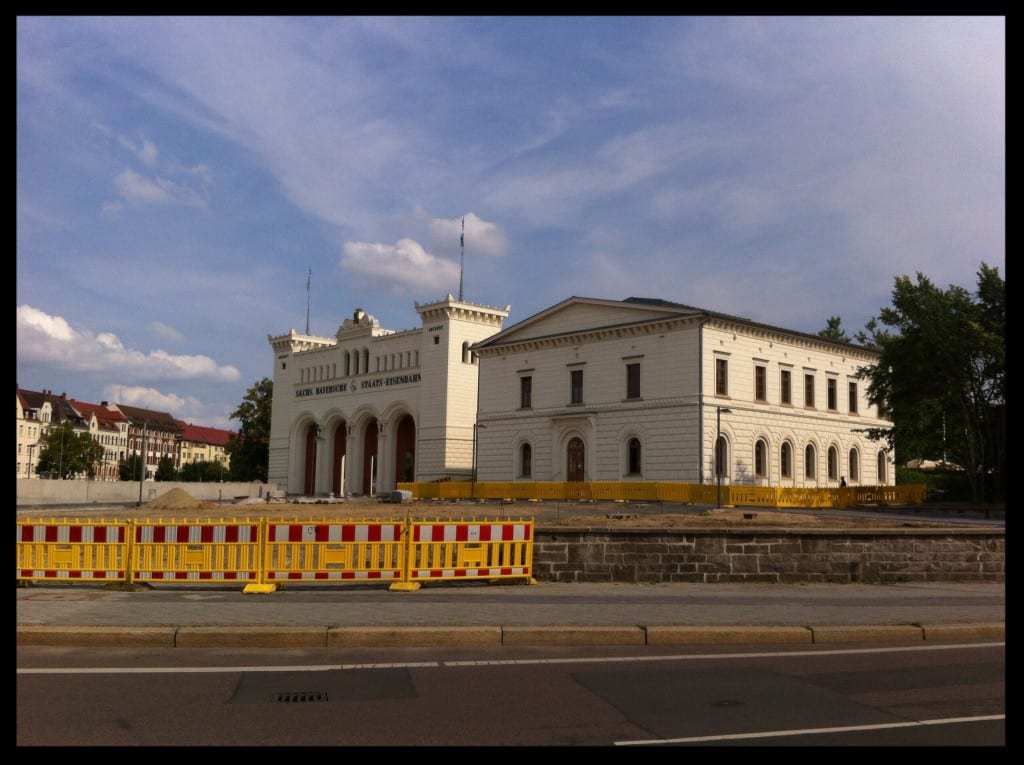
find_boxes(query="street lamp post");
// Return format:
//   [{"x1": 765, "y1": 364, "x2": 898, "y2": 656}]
[{"x1": 716, "y1": 407, "x2": 732, "y2": 508}]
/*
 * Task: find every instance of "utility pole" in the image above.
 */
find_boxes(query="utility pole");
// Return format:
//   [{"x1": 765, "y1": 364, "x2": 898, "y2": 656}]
[{"x1": 137, "y1": 423, "x2": 147, "y2": 507}]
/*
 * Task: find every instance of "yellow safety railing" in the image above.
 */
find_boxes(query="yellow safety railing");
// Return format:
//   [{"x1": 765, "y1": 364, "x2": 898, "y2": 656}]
[
  {"x1": 16, "y1": 515, "x2": 535, "y2": 593},
  {"x1": 398, "y1": 481, "x2": 927, "y2": 507},
  {"x1": 402, "y1": 517, "x2": 533, "y2": 590},
  {"x1": 17, "y1": 518, "x2": 130, "y2": 583},
  {"x1": 259, "y1": 518, "x2": 406, "y2": 590},
  {"x1": 132, "y1": 518, "x2": 262, "y2": 584}
]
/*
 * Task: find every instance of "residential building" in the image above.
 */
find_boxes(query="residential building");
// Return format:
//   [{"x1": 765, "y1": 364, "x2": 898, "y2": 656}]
[
  {"x1": 67, "y1": 399, "x2": 129, "y2": 481},
  {"x1": 16, "y1": 387, "x2": 82, "y2": 479},
  {"x1": 177, "y1": 420, "x2": 233, "y2": 478},
  {"x1": 112, "y1": 404, "x2": 183, "y2": 481}
]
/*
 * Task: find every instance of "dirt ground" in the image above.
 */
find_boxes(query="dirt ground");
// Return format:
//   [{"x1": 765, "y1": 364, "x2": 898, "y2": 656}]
[{"x1": 15, "y1": 487, "x2": 983, "y2": 529}]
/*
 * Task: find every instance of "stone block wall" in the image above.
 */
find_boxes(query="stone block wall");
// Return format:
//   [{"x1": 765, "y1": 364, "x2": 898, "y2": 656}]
[{"x1": 532, "y1": 526, "x2": 1005, "y2": 584}]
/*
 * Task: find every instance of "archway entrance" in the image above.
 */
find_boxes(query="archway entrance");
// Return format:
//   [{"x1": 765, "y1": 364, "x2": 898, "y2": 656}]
[
  {"x1": 362, "y1": 419, "x2": 378, "y2": 496},
  {"x1": 394, "y1": 415, "x2": 416, "y2": 483},
  {"x1": 567, "y1": 437, "x2": 585, "y2": 482},
  {"x1": 303, "y1": 424, "x2": 318, "y2": 495},
  {"x1": 332, "y1": 422, "x2": 347, "y2": 497}
]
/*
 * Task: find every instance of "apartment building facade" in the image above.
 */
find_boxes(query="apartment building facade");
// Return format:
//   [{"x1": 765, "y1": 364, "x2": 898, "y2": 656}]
[{"x1": 16, "y1": 385, "x2": 234, "y2": 481}]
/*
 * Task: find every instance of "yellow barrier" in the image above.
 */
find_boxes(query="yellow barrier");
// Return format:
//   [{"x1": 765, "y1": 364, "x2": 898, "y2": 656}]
[
  {"x1": 261, "y1": 518, "x2": 406, "y2": 586},
  {"x1": 132, "y1": 518, "x2": 262, "y2": 584},
  {"x1": 398, "y1": 481, "x2": 927, "y2": 507},
  {"x1": 17, "y1": 518, "x2": 130, "y2": 583},
  {"x1": 404, "y1": 518, "x2": 534, "y2": 589},
  {"x1": 16, "y1": 515, "x2": 535, "y2": 593}
]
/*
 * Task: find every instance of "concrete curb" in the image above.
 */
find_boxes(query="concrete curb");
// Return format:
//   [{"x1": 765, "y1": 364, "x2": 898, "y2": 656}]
[
  {"x1": 646, "y1": 625, "x2": 813, "y2": 645},
  {"x1": 16, "y1": 622, "x2": 1005, "y2": 648}
]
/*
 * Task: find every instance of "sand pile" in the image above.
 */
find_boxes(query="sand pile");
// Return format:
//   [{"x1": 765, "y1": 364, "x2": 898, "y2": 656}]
[{"x1": 146, "y1": 488, "x2": 211, "y2": 511}]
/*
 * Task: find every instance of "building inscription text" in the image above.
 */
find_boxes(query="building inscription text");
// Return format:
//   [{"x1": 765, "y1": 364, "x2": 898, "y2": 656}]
[{"x1": 295, "y1": 372, "x2": 422, "y2": 398}]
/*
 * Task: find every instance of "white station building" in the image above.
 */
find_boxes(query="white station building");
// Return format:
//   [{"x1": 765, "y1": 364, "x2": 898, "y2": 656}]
[
  {"x1": 268, "y1": 293, "x2": 893, "y2": 498},
  {"x1": 471, "y1": 296, "x2": 893, "y2": 489},
  {"x1": 267, "y1": 295, "x2": 509, "y2": 497}
]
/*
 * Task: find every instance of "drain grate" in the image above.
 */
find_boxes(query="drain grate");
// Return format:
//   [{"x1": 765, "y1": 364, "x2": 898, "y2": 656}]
[{"x1": 273, "y1": 691, "x2": 329, "y2": 703}]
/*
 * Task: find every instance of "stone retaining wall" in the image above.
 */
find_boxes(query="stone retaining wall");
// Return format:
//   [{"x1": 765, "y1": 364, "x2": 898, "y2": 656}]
[{"x1": 532, "y1": 526, "x2": 1005, "y2": 584}]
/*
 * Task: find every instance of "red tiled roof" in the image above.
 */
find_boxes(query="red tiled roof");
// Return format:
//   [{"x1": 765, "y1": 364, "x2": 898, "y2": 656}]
[{"x1": 177, "y1": 420, "x2": 234, "y2": 447}]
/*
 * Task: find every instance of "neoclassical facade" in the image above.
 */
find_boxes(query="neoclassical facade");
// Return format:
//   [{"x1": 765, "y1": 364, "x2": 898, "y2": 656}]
[
  {"x1": 471, "y1": 297, "x2": 893, "y2": 488},
  {"x1": 267, "y1": 296, "x2": 509, "y2": 497}
]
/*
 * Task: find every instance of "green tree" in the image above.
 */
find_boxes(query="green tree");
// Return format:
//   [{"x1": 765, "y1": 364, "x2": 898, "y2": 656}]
[
  {"x1": 119, "y1": 454, "x2": 144, "y2": 482},
  {"x1": 34, "y1": 421, "x2": 105, "y2": 479},
  {"x1": 179, "y1": 460, "x2": 226, "y2": 482},
  {"x1": 226, "y1": 377, "x2": 273, "y2": 482},
  {"x1": 817, "y1": 315, "x2": 851, "y2": 343},
  {"x1": 155, "y1": 456, "x2": 178, "y2": 481},
  {"x1": 856, "y1": 263, "x2": 1004, "y2": 502}
]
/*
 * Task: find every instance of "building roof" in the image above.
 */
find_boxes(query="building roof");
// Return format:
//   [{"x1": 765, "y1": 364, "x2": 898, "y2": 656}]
[
  {"x1": 112, "y1": 404, "x2": 182, "y2": 432},
  {"x1": 16, "y1": 386, "x2": 82, "y2": 425},
  {"x1": 473, "y1": 295, "x2": 876, "y2": 357},
  {"x1": 177, "y1": 420, "x2": 234, "y2": 447},
  {"x1": 67, "y1": 399, "x2": 127, "y2": 434}
]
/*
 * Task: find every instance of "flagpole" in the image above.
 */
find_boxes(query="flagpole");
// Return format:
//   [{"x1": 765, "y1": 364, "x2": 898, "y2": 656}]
[
  {"x1": 458, "y1": 217, "x2": 464, "y2": 302},
  {"x1": 305, "y1": 266, "x2": 311, "y2": 334}
]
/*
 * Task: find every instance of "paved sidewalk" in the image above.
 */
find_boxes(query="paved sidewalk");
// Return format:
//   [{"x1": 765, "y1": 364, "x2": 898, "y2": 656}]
[{"x1": 17, "y1": 580, "x2": 1005, "y2": 648}]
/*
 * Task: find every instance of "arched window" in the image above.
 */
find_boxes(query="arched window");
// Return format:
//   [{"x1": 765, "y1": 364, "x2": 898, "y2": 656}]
[
  {"x1": 520, "y1": 443, "x2": 532, "y2": 478},
  {"x1": 781, "y1": 442, "x2": 792, "y2": 478},
  {"x1": 848, "y1": 448, "x2": 859, "y2": 482},
  {"x1": 827, "y1": 445, "x2": 839, "y2": 481},
  {"x1": 877, "y1": 451, "x2": 888, "y2": 484},
  {"x1": 627, "y1": 437, "x2": 642, "y2": 475},
  {"x1": 462, "y1": 341, "x2": 471, "y2": 364},
  {"x1": 715, "y1": 435, "x2": 728, "y2": 479},
  {"x1": 755, "y1": 439, "x2": 768, "y2": 478},
  {"x1": 805, "y1": 444, "x2": 816, "y2": 481}
]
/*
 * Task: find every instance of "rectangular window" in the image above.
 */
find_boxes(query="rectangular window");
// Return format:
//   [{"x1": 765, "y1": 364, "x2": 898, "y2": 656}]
[
  {"x1": 827, "y1": 378, "x2": 838, "y2": 411},
  {"x1": 848, "y1": 382, "x2": 858, "y2": 413},
  {"x1": 804, "y1": 373, "x2": 815, "y2": 408},
  {"x1": 626, "y1": 363, "x2": 641, "y2": 399},
  {"x1": 780, "y1": 370, "x2": 792, "y2": 405},
  {"x1": 520, "y1": 376, "x2": 532, "y2": 409},
  {"x1": 715, "y1": 358, "x2": 728, "y2": 396},
  {"x1": 755, "y1": 365, "x2": 767, "y2": 402},
  {"x1": 570, "y1": 369, "x2": 583, "y2": 404}
]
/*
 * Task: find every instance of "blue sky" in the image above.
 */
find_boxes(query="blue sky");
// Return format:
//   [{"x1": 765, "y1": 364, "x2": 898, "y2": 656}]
[{"x1": 17, "y1": 16, "x2": 1005, "y2": 430}]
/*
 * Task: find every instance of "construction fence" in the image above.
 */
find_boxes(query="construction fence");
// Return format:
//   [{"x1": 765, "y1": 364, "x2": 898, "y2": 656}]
[
  {"x1": 16, "y1": 515, "x2": 534, "y2": 594},
  {"x1": 401, "y1": 481, "x2": 926, "y2": 508}
]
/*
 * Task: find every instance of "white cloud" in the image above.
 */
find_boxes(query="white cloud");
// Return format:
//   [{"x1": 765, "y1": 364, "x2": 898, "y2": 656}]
[
  {"x1": 17, "y1": 305, "x2": 240, "y2": 383},
  {"x1": 116, "y1": 135, "x2": 159, "y2": 166},
  {"x1": 151, "y1": 321, "x2": 185, "y2": 344},
  {"x1": 339, "y1": 238, "x2": 461, "y2": 295},
  {"x1": 114, "y1": 168, "x2": 208, "y2": 208},
  {"x1": 426, "y1": 213, "x2": 509, "y2": 258}
]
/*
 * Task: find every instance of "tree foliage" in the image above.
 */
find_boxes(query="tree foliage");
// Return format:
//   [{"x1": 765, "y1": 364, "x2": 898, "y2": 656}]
[
  {"x1": 155, "y1": 456, "x2": 178, "y2": 481},
  {"x1": 226, "y1": 377, "x2": 273, "y2": 482},
  {"x1": 34, "y1": 421, "x2": 105, "y2": 479},
  {"x1": 817, "y1": 315, "x2": 851, "y2": 343},
  {"x1": 179, "y1": 460, "x2": 227, "y2": 482},
  {"x1": 855, "y1": 263, "x2": 1004, "y2": 501},
  {"x1": 119, "y1": 454, "x2": 144, "y2": 482}
]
